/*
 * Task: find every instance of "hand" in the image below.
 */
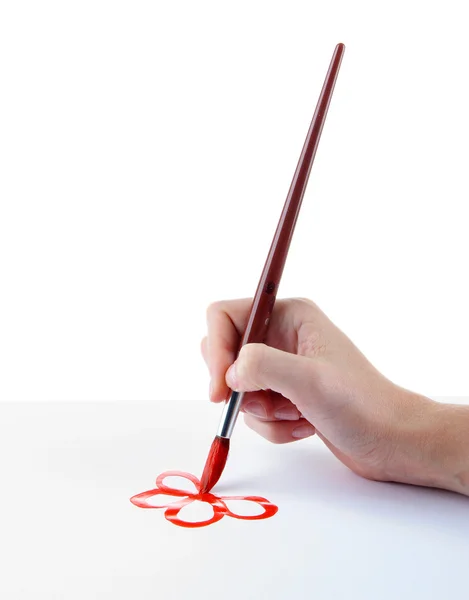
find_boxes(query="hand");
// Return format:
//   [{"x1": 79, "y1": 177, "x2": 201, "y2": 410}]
[{"x1": 201, "y1": 297, "x2": 469, "y2": 494}]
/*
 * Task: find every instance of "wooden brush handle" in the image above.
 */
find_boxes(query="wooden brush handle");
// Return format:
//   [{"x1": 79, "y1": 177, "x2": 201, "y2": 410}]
[
  {"x1": 239, "y1": 43, "x2": 345, "y2": 349},
  {"x1": 217, "y1": 43, "x2": 345, "y2": 440}
]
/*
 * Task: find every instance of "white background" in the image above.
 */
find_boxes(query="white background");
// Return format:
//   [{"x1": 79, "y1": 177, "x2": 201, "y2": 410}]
[{"x1": 1, "y1": 0, "x2": 468, "y2": 403}]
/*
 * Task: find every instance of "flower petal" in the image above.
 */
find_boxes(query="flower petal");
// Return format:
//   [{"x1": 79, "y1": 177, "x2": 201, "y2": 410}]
[
  {"x1": 133, "y1": 490, "x2": 188, "y2": 508},
  {"x1": 130, "y1": 489, "x2": 186, "y2": 509},
  {"x1": 156, "y1": 470, "x2": 200, "y2": 496},
  {"x1": 165, "y1": 499, "x2": 225, "y2": 528},
  {"x1": 221, "y1": 495, "x2": 279, "y2": 520},
  {"x1": 174, "y1": 500, "x2": 214, "y2": 523},
  {"x1": 222, "y1": 499, "x2": 265, "y2": 517}
]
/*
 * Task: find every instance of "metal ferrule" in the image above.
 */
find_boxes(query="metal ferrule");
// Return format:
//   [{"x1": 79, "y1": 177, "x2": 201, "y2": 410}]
[{"x1": 216, "y1": 390, "x2": 244, "y2": 438}]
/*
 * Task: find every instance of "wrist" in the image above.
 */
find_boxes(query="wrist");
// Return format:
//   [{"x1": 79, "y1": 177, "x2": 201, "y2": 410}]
[
  {"x1": 383, "y1": 390, "x2": 469, "y2": 496},
  {"x1": 420, "y1": 401, "x2": 469, "y2": 495}
]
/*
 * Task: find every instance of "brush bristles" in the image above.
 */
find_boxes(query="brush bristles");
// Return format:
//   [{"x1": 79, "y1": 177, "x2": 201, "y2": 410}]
[{"x1": 199, "y1": 436, "x2": 230, "y2": 494}]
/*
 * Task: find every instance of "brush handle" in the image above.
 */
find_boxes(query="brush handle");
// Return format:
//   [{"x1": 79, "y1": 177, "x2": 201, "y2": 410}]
[{"x1": 217, "y1": 43, "x2": 345, "y2": 439}]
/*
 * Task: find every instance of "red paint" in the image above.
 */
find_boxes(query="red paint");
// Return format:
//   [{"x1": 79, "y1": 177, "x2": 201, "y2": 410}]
[
  {"x1": 130, "y1": 470, "x2": 278, "y2": 528},
  {"x1": 199, "y1": 436, "x2": 230, "y2": 494}
]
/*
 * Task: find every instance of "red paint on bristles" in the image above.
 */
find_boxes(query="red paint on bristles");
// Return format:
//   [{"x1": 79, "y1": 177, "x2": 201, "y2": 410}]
[{"x1": 199, "y1": 436, "x2": 230, "y2": 494}]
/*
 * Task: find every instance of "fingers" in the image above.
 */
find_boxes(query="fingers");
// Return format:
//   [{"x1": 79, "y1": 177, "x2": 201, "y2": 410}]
[
  {"x1": 244, "y1": 413, "x2": 315, "y2": 444},
  {"x1": 204, "y1": 299, "x2": 253, "y2": 402},
  {"x1": 241, "y1": 390, "x2": 301, "y2": 421},
  {"x1": 202, "y1": 298, "x2": 323, "y2": 406},
  {"x1": 225, "y1": 343, "x2": 316, "y2": 410}
]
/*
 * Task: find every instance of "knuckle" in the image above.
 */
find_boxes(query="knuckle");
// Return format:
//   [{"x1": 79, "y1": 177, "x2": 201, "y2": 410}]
[
  {"x1": 297, "y1": 325, "x2": 328, "y2": 358},
  {"x1": 292, "y1": 297, "x2": 319, "y2": 312},
  {"x1": 206, "y1": 300, "x2": 223, "y2": 320}
]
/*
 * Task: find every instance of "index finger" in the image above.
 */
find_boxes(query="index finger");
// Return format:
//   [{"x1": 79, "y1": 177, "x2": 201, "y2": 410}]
[{"x1": 206, "y1": 298, "x2": 253, "y2": 402}]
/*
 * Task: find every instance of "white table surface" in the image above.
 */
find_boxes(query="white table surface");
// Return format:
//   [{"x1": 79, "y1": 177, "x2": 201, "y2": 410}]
[{"x1": 1, "y1": 399, "x2": 468, "y2": 600}]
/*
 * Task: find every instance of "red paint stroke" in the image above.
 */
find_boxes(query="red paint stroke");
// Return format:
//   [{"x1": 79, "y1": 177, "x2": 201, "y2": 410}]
[{"x1": 130, "y1": 470, "x2": 278, "y2": 528}]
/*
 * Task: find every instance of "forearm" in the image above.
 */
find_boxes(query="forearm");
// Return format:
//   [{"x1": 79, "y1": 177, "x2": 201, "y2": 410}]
[{"x1": 385, "y1": 393, "x2": 469, "y2": 496}]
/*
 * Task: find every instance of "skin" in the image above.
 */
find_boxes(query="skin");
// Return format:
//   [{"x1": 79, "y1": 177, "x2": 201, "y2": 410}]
[{"x1": 201, "y1": 297, "x2": 469, "y2": 496}]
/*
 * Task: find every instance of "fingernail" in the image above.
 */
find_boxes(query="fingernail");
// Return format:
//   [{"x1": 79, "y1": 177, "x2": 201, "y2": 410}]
[
  {"x1": 226, "y1": 363, "x2": 237, "y2": 390},
  {"x1": 245, "y1": 402, "x2": 267, "y2": 418},
  {"x1": 292, "y1": 424, "x2": 315, "y2": 439},
  {"x1": 274, "y1": 406, "x2": 300, "y2": 421},
  {"x1": 209, "y1": 380, "x2": 213, "y2": 401}
]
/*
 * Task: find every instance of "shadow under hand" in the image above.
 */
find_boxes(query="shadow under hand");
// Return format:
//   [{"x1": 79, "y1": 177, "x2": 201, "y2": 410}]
[{"x1": 217, "y1": 438, "x2": 469, "y2": 540}]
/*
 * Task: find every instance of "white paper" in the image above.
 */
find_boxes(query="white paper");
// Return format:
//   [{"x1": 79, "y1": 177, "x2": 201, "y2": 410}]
[{"x1": 1, "y1": 400, "x2": 468, "y2": 600}]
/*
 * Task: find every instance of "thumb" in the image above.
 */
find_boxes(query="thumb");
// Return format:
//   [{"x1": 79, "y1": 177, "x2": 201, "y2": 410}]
[{"x1": 226, "y1": 343, "x2": 316, "y2": 405}]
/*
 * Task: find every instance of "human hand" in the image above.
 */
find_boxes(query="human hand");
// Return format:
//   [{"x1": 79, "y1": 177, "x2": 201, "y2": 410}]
[{"x1": 201, "y1": 297, "x2": 466, "y2": 491}]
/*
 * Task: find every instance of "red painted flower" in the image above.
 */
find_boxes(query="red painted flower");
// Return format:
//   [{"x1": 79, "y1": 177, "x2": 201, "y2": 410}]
[{"x1": 130, "y1": 470, "x2": 278, "y2": 528}]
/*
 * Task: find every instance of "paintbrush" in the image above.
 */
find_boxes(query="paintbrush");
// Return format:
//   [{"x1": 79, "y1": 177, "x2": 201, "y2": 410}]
[{"x1": 199, "y1": 43, "x2": 345, "y2": 494}]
